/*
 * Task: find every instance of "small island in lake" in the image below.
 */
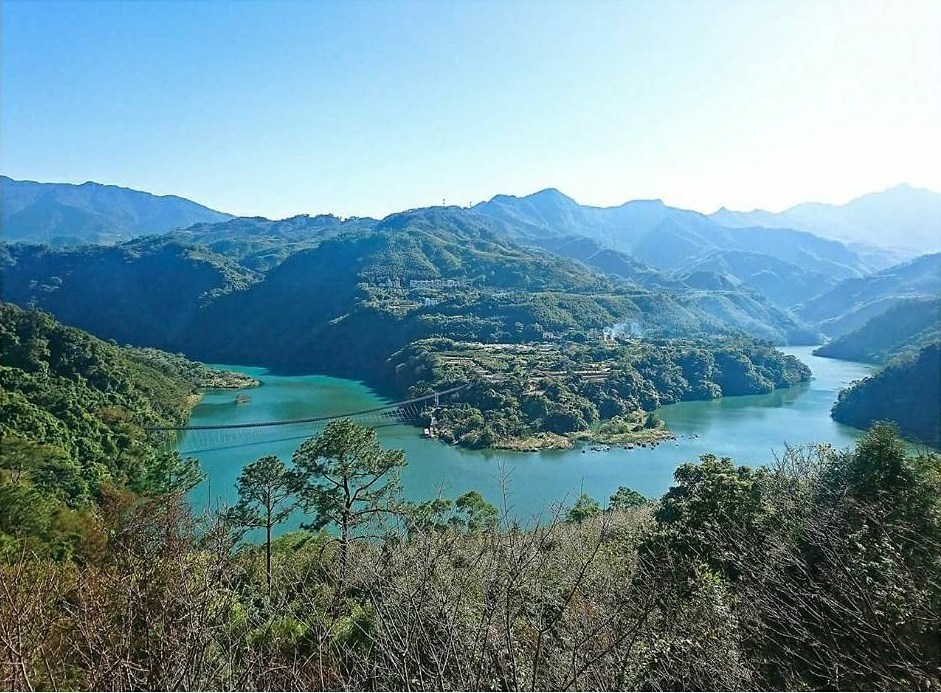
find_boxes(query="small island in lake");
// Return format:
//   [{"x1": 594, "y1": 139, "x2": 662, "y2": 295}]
[{"x1": 397, "y1": 336, "x2": 810, "y2": 451}]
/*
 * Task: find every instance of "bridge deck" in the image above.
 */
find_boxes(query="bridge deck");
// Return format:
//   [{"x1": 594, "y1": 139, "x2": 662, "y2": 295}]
[{"x1": 145, "y1": 385, "x2": 466, "y2": 432}]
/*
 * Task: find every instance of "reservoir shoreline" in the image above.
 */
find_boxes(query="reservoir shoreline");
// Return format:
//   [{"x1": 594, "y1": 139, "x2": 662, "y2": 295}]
[{"x1": 180, "y1": 346, "x2": 873, "y2": 529}]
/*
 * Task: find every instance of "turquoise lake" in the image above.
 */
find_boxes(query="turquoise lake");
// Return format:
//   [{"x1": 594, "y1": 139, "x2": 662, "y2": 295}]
[{"x1": 180, "y1": 347, "x2": 874, "y2": 526}]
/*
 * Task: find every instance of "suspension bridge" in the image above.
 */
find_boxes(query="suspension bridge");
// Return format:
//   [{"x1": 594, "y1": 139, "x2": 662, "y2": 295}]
[{"x1": 147, "y1": 385, "x2": 468, "y2": 455}]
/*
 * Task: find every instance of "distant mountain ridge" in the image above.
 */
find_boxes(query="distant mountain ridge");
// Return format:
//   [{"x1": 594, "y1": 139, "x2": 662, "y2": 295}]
[
  {"x1": 3, "y1": 176, "x2": 930, "y2": 315},
  {"x1": 164, "y1": 213, "x2": 377, "y2": 271},
  {"x1": 711, "y1": 184, "x2": 941, "y2": 254},
  {"x1": 469, "y1": 188, "x2": 888, "y2": 308},
  {"x1": 797, "y1": 253, "x2": 941, "y2": 338},
  {"x1": 1, "y1": 176, "x2": 232, "y2": 245}
]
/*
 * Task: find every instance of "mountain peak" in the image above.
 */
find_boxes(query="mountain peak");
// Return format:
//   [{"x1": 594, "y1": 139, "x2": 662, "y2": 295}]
[
  {"x1": 524, "y1": 188, "x2": 578, "y2": 205},
  {"x1": 617, "y1": 198, "x2": 666, "y2": 209}
]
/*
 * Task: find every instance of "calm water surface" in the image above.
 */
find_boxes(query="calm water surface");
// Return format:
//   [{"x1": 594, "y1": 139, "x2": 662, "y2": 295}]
[{"x1": 181, "y1": 347, "x2": 873, "y2": 526}]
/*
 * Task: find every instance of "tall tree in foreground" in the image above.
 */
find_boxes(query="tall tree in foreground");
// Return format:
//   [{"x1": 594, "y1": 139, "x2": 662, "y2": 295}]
[
  {"x1": 230, "y1": 455, "x2": 296, "y2": 593},
  {"x1": 290, "y1": 420, "x2": 406, "y2": 578}
]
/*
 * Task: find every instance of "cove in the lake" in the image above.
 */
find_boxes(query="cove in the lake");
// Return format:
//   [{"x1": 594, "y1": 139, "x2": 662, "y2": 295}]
[{"x1": 181, "y1": 347, "x2": 873, "y2": 527}]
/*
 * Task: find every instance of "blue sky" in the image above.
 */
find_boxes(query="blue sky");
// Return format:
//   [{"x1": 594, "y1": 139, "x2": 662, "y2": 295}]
[{"x1": 2, "y1": 0, "x2": 939, "y2": 219}]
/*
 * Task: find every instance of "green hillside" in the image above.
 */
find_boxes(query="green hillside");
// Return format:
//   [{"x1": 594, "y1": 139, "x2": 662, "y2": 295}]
[
  {"x1": 2, "y1": 211, "x2": 816, "y2": 374},
  {"x1": 0, "y1": 302, "x2": 257, "y2": 556},
  {"x1": 391, "y1": 336, "x2": 810, "y2": 449},
  {"x1": 165, "y1": 213, "x2": 378, "y2": 271},
  {"x1": 814, "y1": 298, "x2": 941, "y2": 363},
  {"x1": 0, "y1": 238, "x2": 258, "y2": 350},
  {"x1": 678, "y1": 249, "x2": 841, "y2": 308},
  {"x1": 1, "y1": 215, "x2": 819, "y2": 448},
  {"x1": 831, "y1": 341, "x2": 941, "y2": 446}
]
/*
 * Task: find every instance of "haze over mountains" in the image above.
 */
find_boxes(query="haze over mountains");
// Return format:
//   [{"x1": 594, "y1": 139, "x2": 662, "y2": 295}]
[
  {"x1": 711, "y1": 183, "x2": 941, "y2": 254},
  {"x1": 797, "y1": 252, "x2": 941, "y2": 338},
  {"x1": 3, "y1": 176, "x2": 938, "y2": 255},
  {"x1": 469, "y1": 188, "x2": 893, "y2": 309}
]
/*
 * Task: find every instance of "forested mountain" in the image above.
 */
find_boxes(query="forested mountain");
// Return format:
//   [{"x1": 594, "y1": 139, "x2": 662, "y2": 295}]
[
  {"x1": 160, "y1": 206, "x2": 680, "y2": 290},
  {"x1": 798, "y1": 253, "x2": 941, "y2": 338},
  {"x1": 711, "y1": 183, "x2": 941, "y2": 254},
  {"x1": 0, "y1": 301, "x2": 257, "y2": 559},
  {"x1": 0, "y1": 302, "x2": 194, "y2": 466},
  {"x1": 520, "y1": 234, "x2": 677, "y2": 289},
  {"x1": 1, "y1": 176, "x2": 231, "y2": 246},
  {"x1": 831, "y1": 342, "x2": 941, "y2": 446},
  {"x1": 813, "y1": 298, "x2": 941, "y2": 363},
  {"x1": 165, "y1": 213, "x2": 378, "y2": 271},
  {"x1": 391, "y1": 336, "x2": 809, "y2": 449},
  {"x1": 631, "y1": 217, "x2": 869, "y2": 279},
  {"x1": 2, "y1": 184, "x2": 938, "y2": 687},
  {"x1": 2, "y1": 211, "x2": 817, "y2": 373},
  {"x1": 0, "y1": 238, "x2": 258, "y2": 349},
  {"x1": 188, "y1": 213, "x2": 817, "y2": 373},
  {"x1": 5, "y1": 177, "x2": 915, "y2": 316}
]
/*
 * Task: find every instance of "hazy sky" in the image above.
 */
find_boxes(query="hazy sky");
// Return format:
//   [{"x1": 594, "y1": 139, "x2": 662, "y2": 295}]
[{"x1": 2, "y1": 0, "x2": 939, "y2": 219}]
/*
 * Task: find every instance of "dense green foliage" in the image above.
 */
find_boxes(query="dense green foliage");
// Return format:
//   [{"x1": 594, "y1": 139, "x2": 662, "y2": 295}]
[
  {"x1": 0, "y1": 303, "x2": 192, "y2": 482},
  {"x1": 0, "y1": 303, "x2": 239, "y2": 556},
  {"x1": 608, "y1": 485, "x2": 649, "y2": 509},
  {"x1": 126, "y1": 346, "x2": 260, "y2": 388},
  {"x1": 3, "y1": 180, "x2": 937, "y2": 690},
  {"x1": 229, "y1": 455, "x2": 296, "y2": 592},
  {"x1": 290, "y1": 421, "x2": 406, "y2": 575},
  {"x1": 831, "y1": 341, "x2": 941, "y2": 446},
  {"x1": 1, "y1": 211, "x2": 819, "y2": 450},
  {"x1": 813, "y1": 297, "x2": 941, "y2": 363},
  {"x1": 3, "y1": 424, "x2": 938, "y2": 691},
  {"x1": 392, "y1": 336, "x2": 810, "y2": 448}
]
